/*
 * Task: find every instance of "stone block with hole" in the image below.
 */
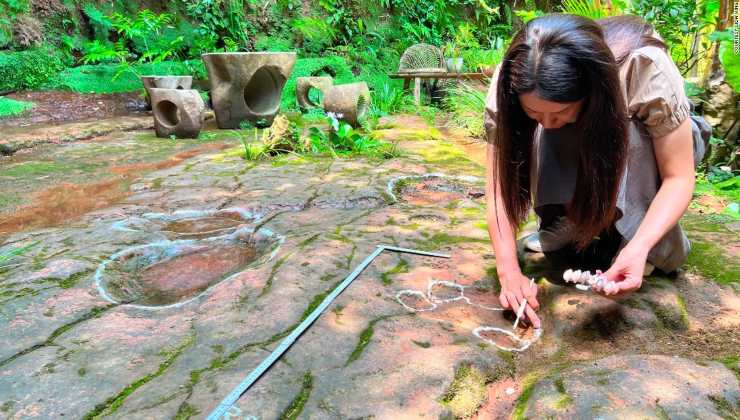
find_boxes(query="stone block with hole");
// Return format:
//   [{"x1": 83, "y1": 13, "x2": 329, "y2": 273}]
[
  {"x1": 296, "y1": 76, "x2": 333, "y2": 111},
  {"x1": 149, "y1": 88, "x2": 205, "y2": 139},
  {"x1": 323, "y1": 82, "x2": 371, "y2": 127},
  {"x1": 141, "y1": 76, "x2": 193, "y2": 109},
  {"x1": 202, "y1": 52, "x2": 296, "y2": 129}
]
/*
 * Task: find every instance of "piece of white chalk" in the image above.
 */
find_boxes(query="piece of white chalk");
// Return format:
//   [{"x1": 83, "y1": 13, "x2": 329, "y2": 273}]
[{"x1": 512, "y1": 278, "x2": 535, "y2": 329}]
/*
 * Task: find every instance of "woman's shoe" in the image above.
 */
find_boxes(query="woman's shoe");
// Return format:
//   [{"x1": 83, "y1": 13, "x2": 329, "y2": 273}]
[{"x1": 524, "y1": 216, "x2": 575, "y2": 252}]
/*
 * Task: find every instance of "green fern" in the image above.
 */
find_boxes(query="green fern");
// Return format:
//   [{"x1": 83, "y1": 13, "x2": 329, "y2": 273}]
[{"x1": 560, "y1": 0, "x2": 620, "y2": 19}]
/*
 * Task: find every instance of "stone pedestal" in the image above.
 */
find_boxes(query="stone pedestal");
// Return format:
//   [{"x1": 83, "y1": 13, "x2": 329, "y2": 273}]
[
  {"x1": 141, "y1": 76, "x2": 193, "y2": 108},
  {"x1": 296, "y1": 76, "x2": 333, "y2": 111},
  {"x1": 323, "y1": 82, "x2": 371, "y2": 127},
  {"x1": 149, "y1": 88, "x2": 205, "y2": 139},
  {"x1": 202, "y1": 52, "x2": 297, "y2": 128}
]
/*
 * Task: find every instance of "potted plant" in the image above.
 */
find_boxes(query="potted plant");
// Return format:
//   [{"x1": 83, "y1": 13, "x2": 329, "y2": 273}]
[{"x1": 443, "y1": 41, "x2": 463, "y2": 73}]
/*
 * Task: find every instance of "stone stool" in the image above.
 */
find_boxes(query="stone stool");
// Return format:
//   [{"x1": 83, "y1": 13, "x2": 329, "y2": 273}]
[
  {"x1": 202, "y1": 52, "x2": 296, "y2": 128},
  {"x1": 149, "y1": 88, "x2": 205, "y2": 139},
  {"x1": 141, "y1": 76, "x2": 193, "y2": 108},
  {"x1": 323, "y1": 82, "x2": 371, "y2": 127},
  {"x1": 296, "y1": 76, "x2": 333, "y2": 111}
]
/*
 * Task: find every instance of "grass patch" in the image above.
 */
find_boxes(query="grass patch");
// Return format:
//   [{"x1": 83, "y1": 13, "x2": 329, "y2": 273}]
[
  {"x1": 413, "y1": 232, "x2": 489, "y2": 251},
  {"x1": 553, "y1": 377, "x2": 573, "y2": 409},
  {"x1": 440, "y1": 364, "x2": 488, "y2": 418},
  {"x1": 512, "y1": 372, "x2": 540, "y2": 420},
  {"x1": 718, "y1": 355, "x2": 740, "y2": 381},
  {"x1": 84, "y1": 332, "x2": 195, "y2": 419},
  {"x1": 380, "y1": 257, "x2": 409, "y2": 285},
  {"x1": 655, "y1": 402, "x2": 671, "y2": 420},
  {"x1": 684, "y1": 240, "x2": 740, "y2": 285},
  {"x1": 0, "y1": 97, "x2": 34, "y2": 118},
  {"x1": 279, "y1": 372, "x2": 314, "y2": 420},
  {"x1": 173, "y1": 403, "x2": 198, "y2": 420},
  {"x1": 707, "y1": 394, "x2": 739, "y2": 419},
  {"x1": 496, "y1": 350, "x2": 517, "y2": 379},
  {"x1": 46, "y1": 61, "x2": 200, "y2": 94},
  {"x1": 346, "y1": 316, "x2": 392, "y2": 366}
]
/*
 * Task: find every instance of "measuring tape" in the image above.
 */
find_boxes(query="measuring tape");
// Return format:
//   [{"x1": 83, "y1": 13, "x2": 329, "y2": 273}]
[{"x1": 207, "y1": 245, "x2": 450, "y2": 420}]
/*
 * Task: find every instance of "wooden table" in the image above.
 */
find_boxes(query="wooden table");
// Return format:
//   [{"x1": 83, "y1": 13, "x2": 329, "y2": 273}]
[{"x1": 388, "y1": 72, "x2": 489, "y2": 105}]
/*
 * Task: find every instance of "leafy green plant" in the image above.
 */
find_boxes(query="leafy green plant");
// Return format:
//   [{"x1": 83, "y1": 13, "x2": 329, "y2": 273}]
[
  {"x1": 0, "y1": 0, "x2": 30, "y2": 48},
  {"x1": 443, "y1": 82, "x2": 487, "y2": 138},
  {"x1": 80, "y1": 9, "x2": 182, "y2": 79},
  {"x1": 234, "y1": 116, "x2": 305, "y2": 161},
  {"x1": 254, "y1": 35, "x2": 293, "y2": 52},
  {"x1": 0, "y1": 45, "x2": 65, "y2": 92},
  {"x1": 307, "y1": 113, "x2": 400, "y2": 159},
  {"x1": 371, "y1": 82, "x2": 411, "y2": 116},
  {"x1": 628, "y1": 0, "x2": 718, "y2": 75},
  {"x1": 293, "y1": 16, "x2": 336, "y2": 54},
  {"x1": 443, "y1": 41, "x2": 461, "y2": 59},
  {"x1": 185, "y1": 0, "x2": 252, "y2": 50},
  {"x1": 712, "y1": 30, "x2": 740, "y2": 92},
  {"x1": 560, "y1": 0, "x2": 622, "y2": 19},
  {"x1": 46, "y1": 60, "x2": 197, "y2": 94},
  {"x1": 82, "y1": 3, "x2": 113, "y2": 41},
  {"x1": 513, "y1": 8, "x2": 544, "y2": 23}
]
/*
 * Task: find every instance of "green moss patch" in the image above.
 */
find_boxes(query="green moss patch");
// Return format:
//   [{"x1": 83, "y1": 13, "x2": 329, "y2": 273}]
[
  {"x1": 413, "y1": 233, "x2": 489, "y2": 251},
  {"x1": 707, "y1": 394, "x2": 739, "y2": 419},
  {"x1": 0, "y1": 97, "x2": 34, "y2": 118},
  {"x1": 440, "y1": 364, "x2": 489, "y2": 418},
  {"x1": 553, "y1": 377, "x2": 573, "y2": 409},
  {"x1": 380, "y1": 257, "x2": 409, "y2": 285},
  {"x1": 279, "y1": 372, "x2": 314, "y2": 420},
  {"x1": 685, "y1": 240, "x2": 740, "y2": 285},
  {"x1": 647, "y1": 299, "x2": 689, "y2": 332},
  {"x1": 346, "y1": 315, "x2": 392, "y2": 366},
  {"x1": 84, "y1": 332, "x2": 195, "y2": 419}
]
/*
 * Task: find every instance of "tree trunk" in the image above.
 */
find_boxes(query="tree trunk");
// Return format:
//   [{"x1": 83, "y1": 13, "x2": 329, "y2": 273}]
[{"x1": 710, "y1": 0, "x2": 731, "y2": 74}]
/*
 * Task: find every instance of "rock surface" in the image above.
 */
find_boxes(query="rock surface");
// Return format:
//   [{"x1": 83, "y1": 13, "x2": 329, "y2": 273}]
[
  {"x1": 518, "y1": 355, "x2": 739, "y2": 420},
  {"x1": 0, "y1": 114, "x2": 737, "y2": 419}
]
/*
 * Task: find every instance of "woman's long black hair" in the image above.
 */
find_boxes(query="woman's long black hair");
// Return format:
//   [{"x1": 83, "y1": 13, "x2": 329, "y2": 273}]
[{"x1": 492, "y1": 13, "x2": 634, "y2": 248}]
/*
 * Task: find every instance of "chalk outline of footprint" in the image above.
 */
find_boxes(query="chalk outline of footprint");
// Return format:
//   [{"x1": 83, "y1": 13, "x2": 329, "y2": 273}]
[{"x1": 396, "y1": 279, "x2": 542, "y2": 352}]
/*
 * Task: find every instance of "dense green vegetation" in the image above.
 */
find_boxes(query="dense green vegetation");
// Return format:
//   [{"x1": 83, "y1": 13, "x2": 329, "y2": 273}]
[
  {"x1": 0, "y1": 0, "x2": 735, "y2": 199},
  {"x1": 0, "y1": 96, "x2": 34, "y2": 118}
]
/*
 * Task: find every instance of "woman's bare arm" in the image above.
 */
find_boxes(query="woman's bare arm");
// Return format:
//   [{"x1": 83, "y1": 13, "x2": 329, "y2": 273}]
[
  {"x1": 605, "y1": 117, "x2": 695, "y2": 294},
  {"x1": 485, "y1": 143, "x2": 541, "y2": 327}
]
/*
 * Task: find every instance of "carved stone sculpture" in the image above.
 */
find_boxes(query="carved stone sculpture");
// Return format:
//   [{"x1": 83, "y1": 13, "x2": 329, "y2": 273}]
[
  {"x1": 296, "y1": 76, "x2": 333, "y2": 111},
  {"x1": 149, "y1": 88, "x2": 205, "y2": 139},
  {"x1": 141, "y1": 76, "x2": 193, "y2": 108},
  {"x1": 323, "y1": 82, "x2": 371, "y2": 127},
  {"x1": 202, "y1": 52, "x2": 297, "y2": 128}
]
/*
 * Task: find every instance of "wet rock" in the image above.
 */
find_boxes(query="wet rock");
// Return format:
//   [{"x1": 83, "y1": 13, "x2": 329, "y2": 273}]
[
  {"x1": 389, "y1": 173, "x2": 484, "y2": 206},
  {"x1": 519, "y1": 355, "x2": 740, "y2": 419}
]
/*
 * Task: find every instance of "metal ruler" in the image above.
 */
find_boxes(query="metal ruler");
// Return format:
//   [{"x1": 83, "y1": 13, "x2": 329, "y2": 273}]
[{"x1": 207, "y1": 245, "x2": 450, "y2": 420}]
